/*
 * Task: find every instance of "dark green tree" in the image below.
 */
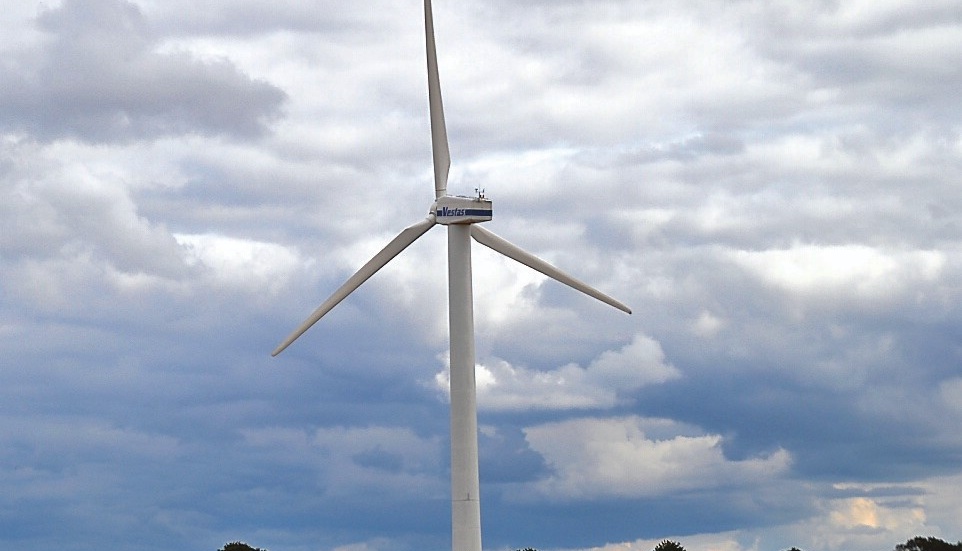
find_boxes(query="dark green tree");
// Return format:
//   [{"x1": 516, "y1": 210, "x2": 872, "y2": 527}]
[
  {"x1": 653, "y1": 540, "x2": 686, "y2": 551},
  {"x1": 219, "y1": 542, "x2": 268, "y2": 551},
  {"x1": 895, "y1": 537, "x2": 962, "y2": 551}
]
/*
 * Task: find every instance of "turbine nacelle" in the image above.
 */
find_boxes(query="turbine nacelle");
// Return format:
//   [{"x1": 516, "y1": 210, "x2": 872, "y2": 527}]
[{"x1": 433, "y1": 194, "x2": 493, "y2": 225}]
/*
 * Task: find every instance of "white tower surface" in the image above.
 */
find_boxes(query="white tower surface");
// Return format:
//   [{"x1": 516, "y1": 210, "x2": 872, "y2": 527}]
[{"x1": 271, "y1": 2, "x2": 632, "y2": 551}]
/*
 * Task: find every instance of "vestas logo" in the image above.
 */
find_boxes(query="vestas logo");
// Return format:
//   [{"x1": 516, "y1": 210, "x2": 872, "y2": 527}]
[{"x1": 438, "y1": 206, "x2": 467, "y2": 217}]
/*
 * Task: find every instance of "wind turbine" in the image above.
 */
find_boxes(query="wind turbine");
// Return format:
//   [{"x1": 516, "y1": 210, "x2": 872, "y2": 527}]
[{"x1": 272, "y1": 1, "x2": 631, "y2": 550}]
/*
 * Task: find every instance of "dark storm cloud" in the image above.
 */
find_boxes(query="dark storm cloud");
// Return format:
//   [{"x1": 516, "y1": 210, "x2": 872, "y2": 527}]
[{"x1": 0, "y1": 0, "x2": 285, "y2": 143}]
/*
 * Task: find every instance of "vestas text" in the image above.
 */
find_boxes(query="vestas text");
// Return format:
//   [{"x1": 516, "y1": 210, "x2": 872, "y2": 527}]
[{"x1": 438, "y1": 206, "x2": 466, "y2": 217}]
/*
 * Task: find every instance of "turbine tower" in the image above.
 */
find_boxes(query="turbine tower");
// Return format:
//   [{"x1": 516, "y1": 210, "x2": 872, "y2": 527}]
[{"x1": 272, "y1": 2, "x2": 631, "y2": 550}]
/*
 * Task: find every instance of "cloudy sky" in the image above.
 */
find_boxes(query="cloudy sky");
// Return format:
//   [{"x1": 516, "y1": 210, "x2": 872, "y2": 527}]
[{"x1": 2, "y1": 1, "x2": 961, "y2": 550}]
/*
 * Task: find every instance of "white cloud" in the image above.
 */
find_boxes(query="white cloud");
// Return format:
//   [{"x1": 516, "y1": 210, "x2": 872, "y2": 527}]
[
  {"x1": 332, "y1": 539, "x2": 394, "y2": 551},
  {"x1": 175, "y1": 232, "x2": 309, "y2": 294},
  {"x1": 919, "y1": 472, "x2": 962, "y2": 540},
  {"x1": 730, "y1": 245, "x2": 945, "y2": 305},
  {"x1": 522, "y1": 416, "x2": 790, "y2": 500},
  {"x1": 828, "y1": 496, "x2": 923, "y2": 533},
  {"x1": 433, "y1": 335, "x2": 678, "y2": 411},
  {"x1": 939, "y1": 378, "x2": 962, "y2": 415},
  {"x1": 1, "y1": 140, "x2": 184, "y2": 276},
  {"x1": 0, "y1": 0, "x2": 285, "y2": 141},
  {"x1": 692, "y1": 310, "x2": 725, "y2": 338},
  {"x1": 562, "y1": 483, "x2": 937, "y2": 551},
  {"x1": 779, "y1": 484, "x2": 931, "y2": 551},
  {"x1": 574, "y1": 532, "x2": 748, "y2": 551}
]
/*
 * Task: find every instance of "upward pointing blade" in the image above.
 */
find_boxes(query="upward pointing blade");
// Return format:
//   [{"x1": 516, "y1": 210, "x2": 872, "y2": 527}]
[
  {"x1": 470, "y1": 225, "x2": 632, "y2": 315},
  {"x1": 425, "y1": 0, "x2": 450, "y2": 198},
  {"x1": 272, "y1": 215, "x2": 437, "y2": 356}
]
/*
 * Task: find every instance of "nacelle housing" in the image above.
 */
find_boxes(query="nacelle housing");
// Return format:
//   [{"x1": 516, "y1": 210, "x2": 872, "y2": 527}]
[{"x1": 434, "y1": 195, "x2": 493, "y2": 225}]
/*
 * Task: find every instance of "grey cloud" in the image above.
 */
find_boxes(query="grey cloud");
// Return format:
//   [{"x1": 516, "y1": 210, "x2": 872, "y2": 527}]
[
  {"x1": 0, "y1": 0, "x2": 285, "y2": 143},
  {"x1": 735, "y1": 2, "x2": 962, "y2": 124},
  {"x1": 149, "y1": 0, "x2": 383, "y2": 37},
  {"x1": 6, "y1": 170, "x2": 183, "y2": 275},
  {"x1": 3, "y1": 1, "x2": 962, "y2": 550}
]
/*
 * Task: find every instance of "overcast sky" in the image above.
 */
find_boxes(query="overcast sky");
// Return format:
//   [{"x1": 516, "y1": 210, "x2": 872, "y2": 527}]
[{"x1": 2, "y1": 1, "x2": 962, "y2": 551}]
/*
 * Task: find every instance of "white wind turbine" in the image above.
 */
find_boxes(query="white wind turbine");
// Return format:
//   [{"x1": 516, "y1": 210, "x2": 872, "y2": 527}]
[{"x1": 272, "y1": 1, "x2": 632, "y2": 550}]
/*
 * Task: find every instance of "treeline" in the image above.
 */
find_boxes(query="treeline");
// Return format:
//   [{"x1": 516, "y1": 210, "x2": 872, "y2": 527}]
[
  {"x1": 517, "y1": 536, "x2": 962, "y2": 551},
  {"x1": 220, "y1": 534, "x2": 961, "y2": 551},
  {"x1": 641, "y1": 536, "x2": 962, "y2": 551},
  {"x1": 641, "y1": 536, "x2": 960, "y2": 551}
]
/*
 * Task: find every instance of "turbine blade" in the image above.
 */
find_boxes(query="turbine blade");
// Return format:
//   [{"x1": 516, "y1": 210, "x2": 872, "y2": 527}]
[
  {"x1": 425, "y1": 0, "x2": 450, "y2": 198},
  {"x1": 470, "y1": 225, "x2": 632, "y2": 315},
  {"x1": 273, "y1": 216, "x2": 437, "y2": 356}
]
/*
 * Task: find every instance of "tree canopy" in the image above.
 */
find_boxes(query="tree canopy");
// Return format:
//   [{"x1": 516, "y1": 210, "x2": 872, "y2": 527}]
[
  {"x1": 653, "y1": 540, "x2": 687, "y2": 551},
  {"x1": 218, "y1": 542, "x2": 268, "y2": 551},
  {"x1": 895, "y1": 536, "x2": 962, "y2": 551}
]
